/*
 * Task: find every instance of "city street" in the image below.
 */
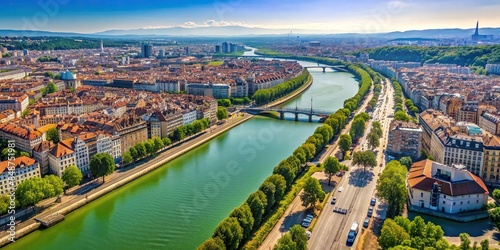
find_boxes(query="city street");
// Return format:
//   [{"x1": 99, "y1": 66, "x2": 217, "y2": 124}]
[{"x1": 308, "y1": 78, "x2": 395, "y2": 250}]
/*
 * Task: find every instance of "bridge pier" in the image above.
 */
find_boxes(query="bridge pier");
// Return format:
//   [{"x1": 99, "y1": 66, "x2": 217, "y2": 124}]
[
  {"x1": 279, "y1": 112, "x2": 284, "y2": 120},
  {"x1": 308, "y1": 115, "x2": 313, "y2": 122},
  {"x1": 295, "y1": 113, "x2": 299, "y2": 121},
  {"x1": 322, "y1": 67, "x2": 326, "y2": 73}
]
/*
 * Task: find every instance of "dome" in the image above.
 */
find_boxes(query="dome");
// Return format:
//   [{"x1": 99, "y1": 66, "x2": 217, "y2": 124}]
[{"x1": 61, "y1": 70, "x2": 76, "y2": 80}]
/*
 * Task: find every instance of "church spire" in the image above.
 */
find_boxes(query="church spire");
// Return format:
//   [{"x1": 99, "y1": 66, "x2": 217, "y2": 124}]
[{"x1": 474, "y1": 21, "x2": 479, "y2": 36}]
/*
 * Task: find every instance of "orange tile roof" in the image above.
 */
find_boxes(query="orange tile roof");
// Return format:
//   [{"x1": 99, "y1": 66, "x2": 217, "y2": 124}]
[
  {"x1": 0, "y1": 156, "x2": 37, "y2": 174},
  {"x1": 49, "y1": 142, "x2": 75, "y2": 158}
]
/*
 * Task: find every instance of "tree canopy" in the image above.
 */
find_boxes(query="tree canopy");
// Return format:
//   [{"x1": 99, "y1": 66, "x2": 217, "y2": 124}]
[
  {"x1": 89, "y1": 153, "x2": 115, "y2": 183},
  {"x1": 376, "y1": 161, "x2": 408, "y2": 218},
  {"x1": 300, "y1": 177, "x2": 325, "y2": 209},
  {"x1": 61, "y1": 165, "x2": 82, "y2": 188},
  {"x1": 324, "y1": 156, "x2": 340, "y2": 186}
]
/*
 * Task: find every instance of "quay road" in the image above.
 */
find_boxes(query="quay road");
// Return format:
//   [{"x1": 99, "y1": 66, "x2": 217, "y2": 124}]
[
  {"x1": 259, "y1": 83, "x2": 377, "y2": 250},
  {"x1": 308, "y1": 78, "x2": 395, "y2": 250}
]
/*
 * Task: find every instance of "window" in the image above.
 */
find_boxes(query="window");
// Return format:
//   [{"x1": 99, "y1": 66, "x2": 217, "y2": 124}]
[
  {"x1": 444, "y1": 195, "x2": 446, "y2": 198},
  {"x1": 443, "y1": 201, "x2": 446, "y2": 204}
]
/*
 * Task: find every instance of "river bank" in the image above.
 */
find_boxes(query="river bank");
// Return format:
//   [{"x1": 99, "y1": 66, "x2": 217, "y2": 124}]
[{"x1": 0, "y1": 114, "x2": 253, "y2": 247}]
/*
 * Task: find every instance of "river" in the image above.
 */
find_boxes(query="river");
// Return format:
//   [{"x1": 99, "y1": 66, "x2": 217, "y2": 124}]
[{"x1": 8, "y1": 50, "x2": 359, "y2": 250}]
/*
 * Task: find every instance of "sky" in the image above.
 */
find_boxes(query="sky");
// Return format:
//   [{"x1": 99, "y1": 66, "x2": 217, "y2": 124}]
[{"x1": 0, "y1": 0, "x2": 499, "y2": 33}]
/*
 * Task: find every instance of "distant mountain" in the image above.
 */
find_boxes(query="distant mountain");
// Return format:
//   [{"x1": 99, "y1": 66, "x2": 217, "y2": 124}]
[
  {"x1": 1, "y1": 26, "x2": 500, "y2": 39},
  {"x1": 93, "y1": 26, "x2": 296, "y2": 36}
]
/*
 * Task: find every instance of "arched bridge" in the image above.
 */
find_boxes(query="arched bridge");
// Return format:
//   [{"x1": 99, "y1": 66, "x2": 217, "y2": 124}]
[
  {"x1": 304, "y1": 65, "x2": 346, "y2": 72},
  {"x1": 245, "y1": 107, "x2": 334, "y2": 122}
]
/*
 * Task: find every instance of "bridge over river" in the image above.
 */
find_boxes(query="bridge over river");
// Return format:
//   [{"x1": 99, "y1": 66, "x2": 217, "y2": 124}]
[{"x1": 244, "y1": 107, "x2": 334, "y2": 122}]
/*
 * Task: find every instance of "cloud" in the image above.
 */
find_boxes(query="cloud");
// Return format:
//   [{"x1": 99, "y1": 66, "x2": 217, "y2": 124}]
[
  {"x1": 142, "y1": 25, "x2": 173, "y2": 29},
  {"x1": 179, "y1": 20, "x2": 247, "y2": 28}
]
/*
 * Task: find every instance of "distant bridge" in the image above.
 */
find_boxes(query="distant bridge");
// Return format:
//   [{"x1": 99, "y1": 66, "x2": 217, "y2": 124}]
[
  {"x1": 245, "y1": 107, "x2": 334, "y2": 122},
  {"x1": 303, "y1": 65, "x2": 346, "y2": 72}
]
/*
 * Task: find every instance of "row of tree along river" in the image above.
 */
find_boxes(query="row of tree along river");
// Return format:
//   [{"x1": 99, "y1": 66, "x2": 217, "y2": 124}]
[{"x1": 7, "y1": 55, "x2": 360, "y2": 250}]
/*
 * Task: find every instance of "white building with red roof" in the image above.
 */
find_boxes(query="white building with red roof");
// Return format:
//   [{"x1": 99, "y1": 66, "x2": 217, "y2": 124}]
[{"x1": 0, "y1": 156, "x2": 41, "y2": 195}]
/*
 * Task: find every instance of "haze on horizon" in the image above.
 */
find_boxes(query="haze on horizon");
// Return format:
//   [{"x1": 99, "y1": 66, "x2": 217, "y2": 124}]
[{"x1": 1, "y1": 0, "x2": 499, "y2": 34}]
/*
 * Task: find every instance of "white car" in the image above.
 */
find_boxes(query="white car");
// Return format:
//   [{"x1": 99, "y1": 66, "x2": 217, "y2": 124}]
[{"x1": 338, "y1": 187, "x2": 343, "y2": 192}]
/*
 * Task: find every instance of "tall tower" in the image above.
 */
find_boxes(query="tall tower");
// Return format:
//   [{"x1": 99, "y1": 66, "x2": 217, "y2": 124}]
[
  {"x1": 100, "y1": 39, "x2": 104, "y2": 53},
  {"x1": 474, "y1": 21, "x2": 479, "y2": 36}
]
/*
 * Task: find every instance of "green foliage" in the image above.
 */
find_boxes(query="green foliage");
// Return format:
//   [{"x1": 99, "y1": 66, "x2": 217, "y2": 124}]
[
  {"x1": 89, "y1": 153, "x2": 115, "y2": 182},
  {"x1": 300, "y1": 177, "x2": 325, "y2": 208},
  {"x1": 122, "y1": 152, "x2": 133, "y2": 165},
  {"x1": 289, "y1": 225, "x2": 308, "y2": 250},
  {"x1": 229, "y1": 203, "x2": 254, "y2": 240},
  {"x1": 394, "y1": 110, "x2": 410, "y2": 122},
  {"x1": 162, "y1": 137, "x2": 172, "y2": 147},
  {"x1": 367, "y1": 131, "x2": 380, "y2": 149},
  {"x1": 217, "y1": 107, "x2": 229, "y2": 120},
  {"x1": 38, "y1": 56, "x2": 58, "y2": 62},
  {"x1": 399, "y1": 157, "x2": 413, "y2": 170},
  {"x1": 197, "y1": 237, "x2": 226, "y2": 250},
  {"x1": 152, "y1": 136, "x2": 164, "y2": 152},
  {"x1": 376, "y1": 161, "x2": 408, "y2": 218},
  {"x1": 372, "y1": 121, "x2": 383, "y2": 138},
  {"x1": 480, "y1": 239, "x2": 489, "y2": 250},
  {"x1": 134, "y1": 143, "x2": 147, "y2": 159},
  {"x1": 493, "y1": 189, "x2": 500, "y2": 200},
  {"x1": 213, "y1": 217, "x2": 243, "y2": 250},
  {"x1": 488, "y1": 207, "x2": 500, "y2": 229},
  {"x1": 61, "y1": 165, "x2": 83, "y2": 188},
  {"x1": 46, "y1": 127, "x2": 60, "y2": 144},
  {"x1": 128, "y1": 147, "x2": 138, "y2": 161},
  {"x1": 264, "y1": 174, "x2": 287, "y2": 204},
  {"x1": 364, "y1": 45, "x2": 500, "y2": 68},
  {"x1": 246, "y1": 190, "x2": 267, "y2": 226},
  {"x1": 0, "y1": 195, "x2": 10, "y2": 215},
  {"x1": 324, "y1": 156, "x2": 340, "y2": 185},
  {"x1": 10, "y1": 37, "x2": 132, "y2": 51},
  {"x1": 339, "y1": 134, "x2": 352, "y2": 157},
  {"x1": 218, "y1": 99, "x2": 232, "y2": 107},
  {"x1": 352, "y1": 150, "x2": 377, "y2": 172},
  {"x1": 459, "y1": 233, "x2": 471, "y2": 250},
  {"x1": 144, "y1": 140, "x2": 154, "y2": 155},
  {"x1": 170, "y1": 119, "x2": 210, "y2": 142},
  {"x1": 273, "y1": 234, "x2": 296, "y2": 250},
  {"x1": 42, "y1": 82, "x2": 57, "y2": 97},
  {"x1": 259, "y1": 181, "x2": 276, "y2": 213},
  {"x1": 252, "y1": 70, "x2": 310, "y2": 105},
  {"x1": 16, "y1": 175, "x2": 64, "y2": 207},
  {"x1": 379, "y1": 216, "x2": 447, "y2": 250}
]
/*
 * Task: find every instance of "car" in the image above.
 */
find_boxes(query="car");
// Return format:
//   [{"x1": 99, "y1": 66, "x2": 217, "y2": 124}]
[
  {"x1": 301, "y1": 221, "x2": 311, "y2": 228},
  {"x1": 331, "y1": 197, "x2": 337, "y2": 204},
  {"x1": 305, "y1": 214, "x2": 314, "y2": 220},
  {"x1": 363, "y1": 217, "x2": 370, "y2": 228},
  {"x1": 305, "y1": 230, "x2": 312, "y2": 239},
  {"x1": 303, "y1": 217, "x2": 312, "y2": 223},
  {"x1": 367, "y1": 206, "x2": 374, "y2": 217},
  {"x1": 338, "y1": 187, "x2": 343, "y2": 192},
  {"x1": 341, "y1": 208, "x2": 348, "y2": 214},
  {"x1": 370, "y1": 197, "x2": 377, "y2": 206}
]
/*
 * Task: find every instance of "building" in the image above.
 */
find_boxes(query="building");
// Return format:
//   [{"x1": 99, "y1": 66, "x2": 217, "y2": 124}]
[
  {"x1": 387, "y1": 120, "x2": 422, "y2": 160},
  {"x1": 33, "y1": 140, "x2": 54, "y2": 175},
  {"x1": 408, "y1": 159, "x2": 488, "y2": 214},
  {"x1": 0, "y1": 93, "x2": 29, "y2": 112},
  {"x1": 114, "y1": 117, "x2": 148, "y2": 154},
  {"x1": 486, "y1": 64, "x2": 500, "y2": 75},
  {"x1": 221, "y1": 42, "x2": 229, "y2": 53},
  {"x1": 186, "y1": 83, "x2": 231, "y2": 99},
  {"x1": 96, "y1": 133, "x2": 122, "y2": 164},
  {"x1": 141, "y1": 42, "x2": 153, "y2": 58},
  {"x1": 0, "y1": 123, "x2": 45, "y2": 153},
  {"x1": 457, "y1": 103, "x2": 478, "y2": 124},
  {"x1": 60, "y1": 70, "x2": 81, "y2": 89},
  {"x1": 478, "y1": 111, "x2": 500, "y2": 135},
  {"x1": 441, "y1": 132, "x2": 484, "y2": 177},
  {"x1": 482, "y1": 135, "x2": 500, "y2": 186},
  {"x1": 419, "y1": 109, "x2": 455, "y2": 154},
  {"x1": 61, "y1": 137, "x2": 90, "y2": 175},
  {"x1": 0, "y1": 156, "x2": 41, "y2": 195},
  {"x1": 48, "y1": 142, "x2": 76, "y2": 178},
  {"x1": 471, "y1": 21, "x2": 494, "y2": 41}
]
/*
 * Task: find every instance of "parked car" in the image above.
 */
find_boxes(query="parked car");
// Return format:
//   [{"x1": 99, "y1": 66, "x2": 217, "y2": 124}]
[
  {"x1": 305, "y1": 214, "x2": 314, "y2": 220},
  {"x1": 305, "y1": 230, "x2": 312, "y2": 239},
  {"x1": 301, "y1": 220, "x2": 311, "y2": 228},
  {"x1": 363, "y1": 217, "x2": 370, "y2": 228},
  {"x1": 370, "y1": 197, "x2": 376, "y2": 206},
  {"x1": 367, "y1": 206, "x2": 374, "y2": 217},
  {"x1": 338, "y1": 187, "x2": 343, "y2": 192},
  {"x1": 331, "y1": 197, "x2": 337, "y2": 204}
]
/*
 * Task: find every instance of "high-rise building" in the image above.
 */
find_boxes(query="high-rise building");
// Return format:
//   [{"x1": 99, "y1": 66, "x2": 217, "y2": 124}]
[
  {"x1": 185, "y1": 46, "x2": 189, "y2": 55},
  {"x1": 141, "y1": 42, "x2": 153, "y2": 58},
  {"x1": 100, "y1": 39, "x2": 104, "y2": 53},
  {"x1": 23, "y1": 49, "x2": 29, "y2": 56},
  {"x1": 215, "y1": 45, "x2": 221, "y2": 53},
  {"x1": 221, "y1": 42, "x2": 229, "y2": 53},
  {"x1": 158, "y1": 49, "x2": 164, "y2": 58}
]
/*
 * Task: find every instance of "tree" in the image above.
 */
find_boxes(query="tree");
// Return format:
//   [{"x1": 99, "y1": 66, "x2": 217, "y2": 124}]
[
  {"x1": 372, "y1": 121, "x2": 383, "y2": 137},
  {"x1": 259, "y1": 181, "x2": 276, "y2": 212},
  {"x1": 197, "y1": 237, "x2": 226, "y2": 250},
  {"x1": 42, "y1": 82, "x2": 57, "y2": 96},
  {"x1": 273, "y1": 162, "x2": 295, "y2": 188},
  {"x1": 273, "y1": 234, "x2": 296, "y2": 250},
  {"x1": 459, "y1": 233, "x2": 471, "y2": 250},
  {"x1": 19, "y1": 151, "x2": 30, "y2": 157},
  {"x1": 367, "y1": 131, "x2": 380, "y2": 150},
  {"x1": 376, "y1": 161, "x2": 408, "y2": 218},
  {"x1": 300, "y1": 177, "x2": 325, "y2": 209},
  {"x1": 152, "y1": 136, "x2": 164, "y2": 152},
  {"x1": 89, "y1": 153, "x2": 115, "y2": 183},
  {"x1": 246, "y1": 191, "x2": 267, "y2": 227},
  {"x1": 480, "y1": 239, "x2": 489, "y2": 250},
  {"x1": 394, "y1": 110, "x2": 410, "y2": 122},
  {"x1": 293, "y1": 147, "x2": 307, "y2": 164},
  {"x1": 0, "y1": 195, "x2": 9, "y2": 215},
  {"x1": 61, "y1": 165, "x2": 82, "y2": 188},
  {"x1": 46, "y1": 127, "x2": 60, "y2": 144},
  {"x1": 122, "y1": 152, "x2": 133, "y2": 165},
  {"x1": 492, "y1": 189, "x2": 500, "y2": 200},
  {"x1": 16, "y1": 178, "x2": 47, "y2": 207},
  {"x1": 289, "y1": 225, "x2": 308, "y2": 250},
  {"x1": 378, "y1": 219, "x2": 410, "y2": 249},
  {"x1": 324, "y1": 156, "x2": 340, "y2": 186},
  {"x1": 144, "y1": 140, "x2": 154, "y2": 155},
  {"x1": 350, "y1": 117, "x2": 366, "y2": 140},
  {"x1": 162, "y1": 137, "x2": 172, "y2": 147},
  {"x1": 339, "y1": 134, "x2": 352, "y2": 159},
  {"x1": 488, "y1": 207, "x2": 500, "y2": 229},
  {"x1": 352, "y1": 151, "x2": 377, "y2": 172},
  {"x1": 129, "y1": 147, "x2": 138, "y2": 161},
  {"x1": 264, "y1": 174, "x2": 287, "y2": 203},
  {"x1": 212, "y1": 217, "x2": 243, "y2": 250},
  {"x1": 172, "y1": 127, "x2": 186, "y2": 141},
  {"x1": 44, "y1": 175, "x2": 64, "y2": 196},
  {"x1": 229, "y1": 203, "x2": 254, "y2": 239},
  {"x1": 135, "y1": 143, "x2": 147, "y2": 159},
  {"x1": 217, "y1": 107, "x2": 229, "y2": 120},
  {"x1": 399, "y1": 157, "x2": 413, "y2": 170}
]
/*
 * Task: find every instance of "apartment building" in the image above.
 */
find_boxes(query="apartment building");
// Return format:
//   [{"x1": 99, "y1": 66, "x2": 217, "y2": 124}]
[
  {"x1": 0, "y1": 156, "x2": 41, "y2": 195},
  {"x1": 479, "y1": 111, "x2": 500, "y2": 135},
  {"x1": 0, "y1": 123, "x2": 45, "y2": 153},
  {"x1": 48, "y1": 142, "x2": 76, "y2": 178},
  {"x1": 386, "y1": 120, "x2": 422, "y2": 160},
  {"x1": 33, "y1": 140, "x2": 54, "y2": 175},
  {"x1": 483, "y1": 135, "x2": 500, "y2": 186}
]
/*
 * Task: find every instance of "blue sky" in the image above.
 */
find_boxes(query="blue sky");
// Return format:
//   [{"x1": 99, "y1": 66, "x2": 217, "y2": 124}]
[{"x1": 1, "y1": 0, "x2": 499, "y2": 33}]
